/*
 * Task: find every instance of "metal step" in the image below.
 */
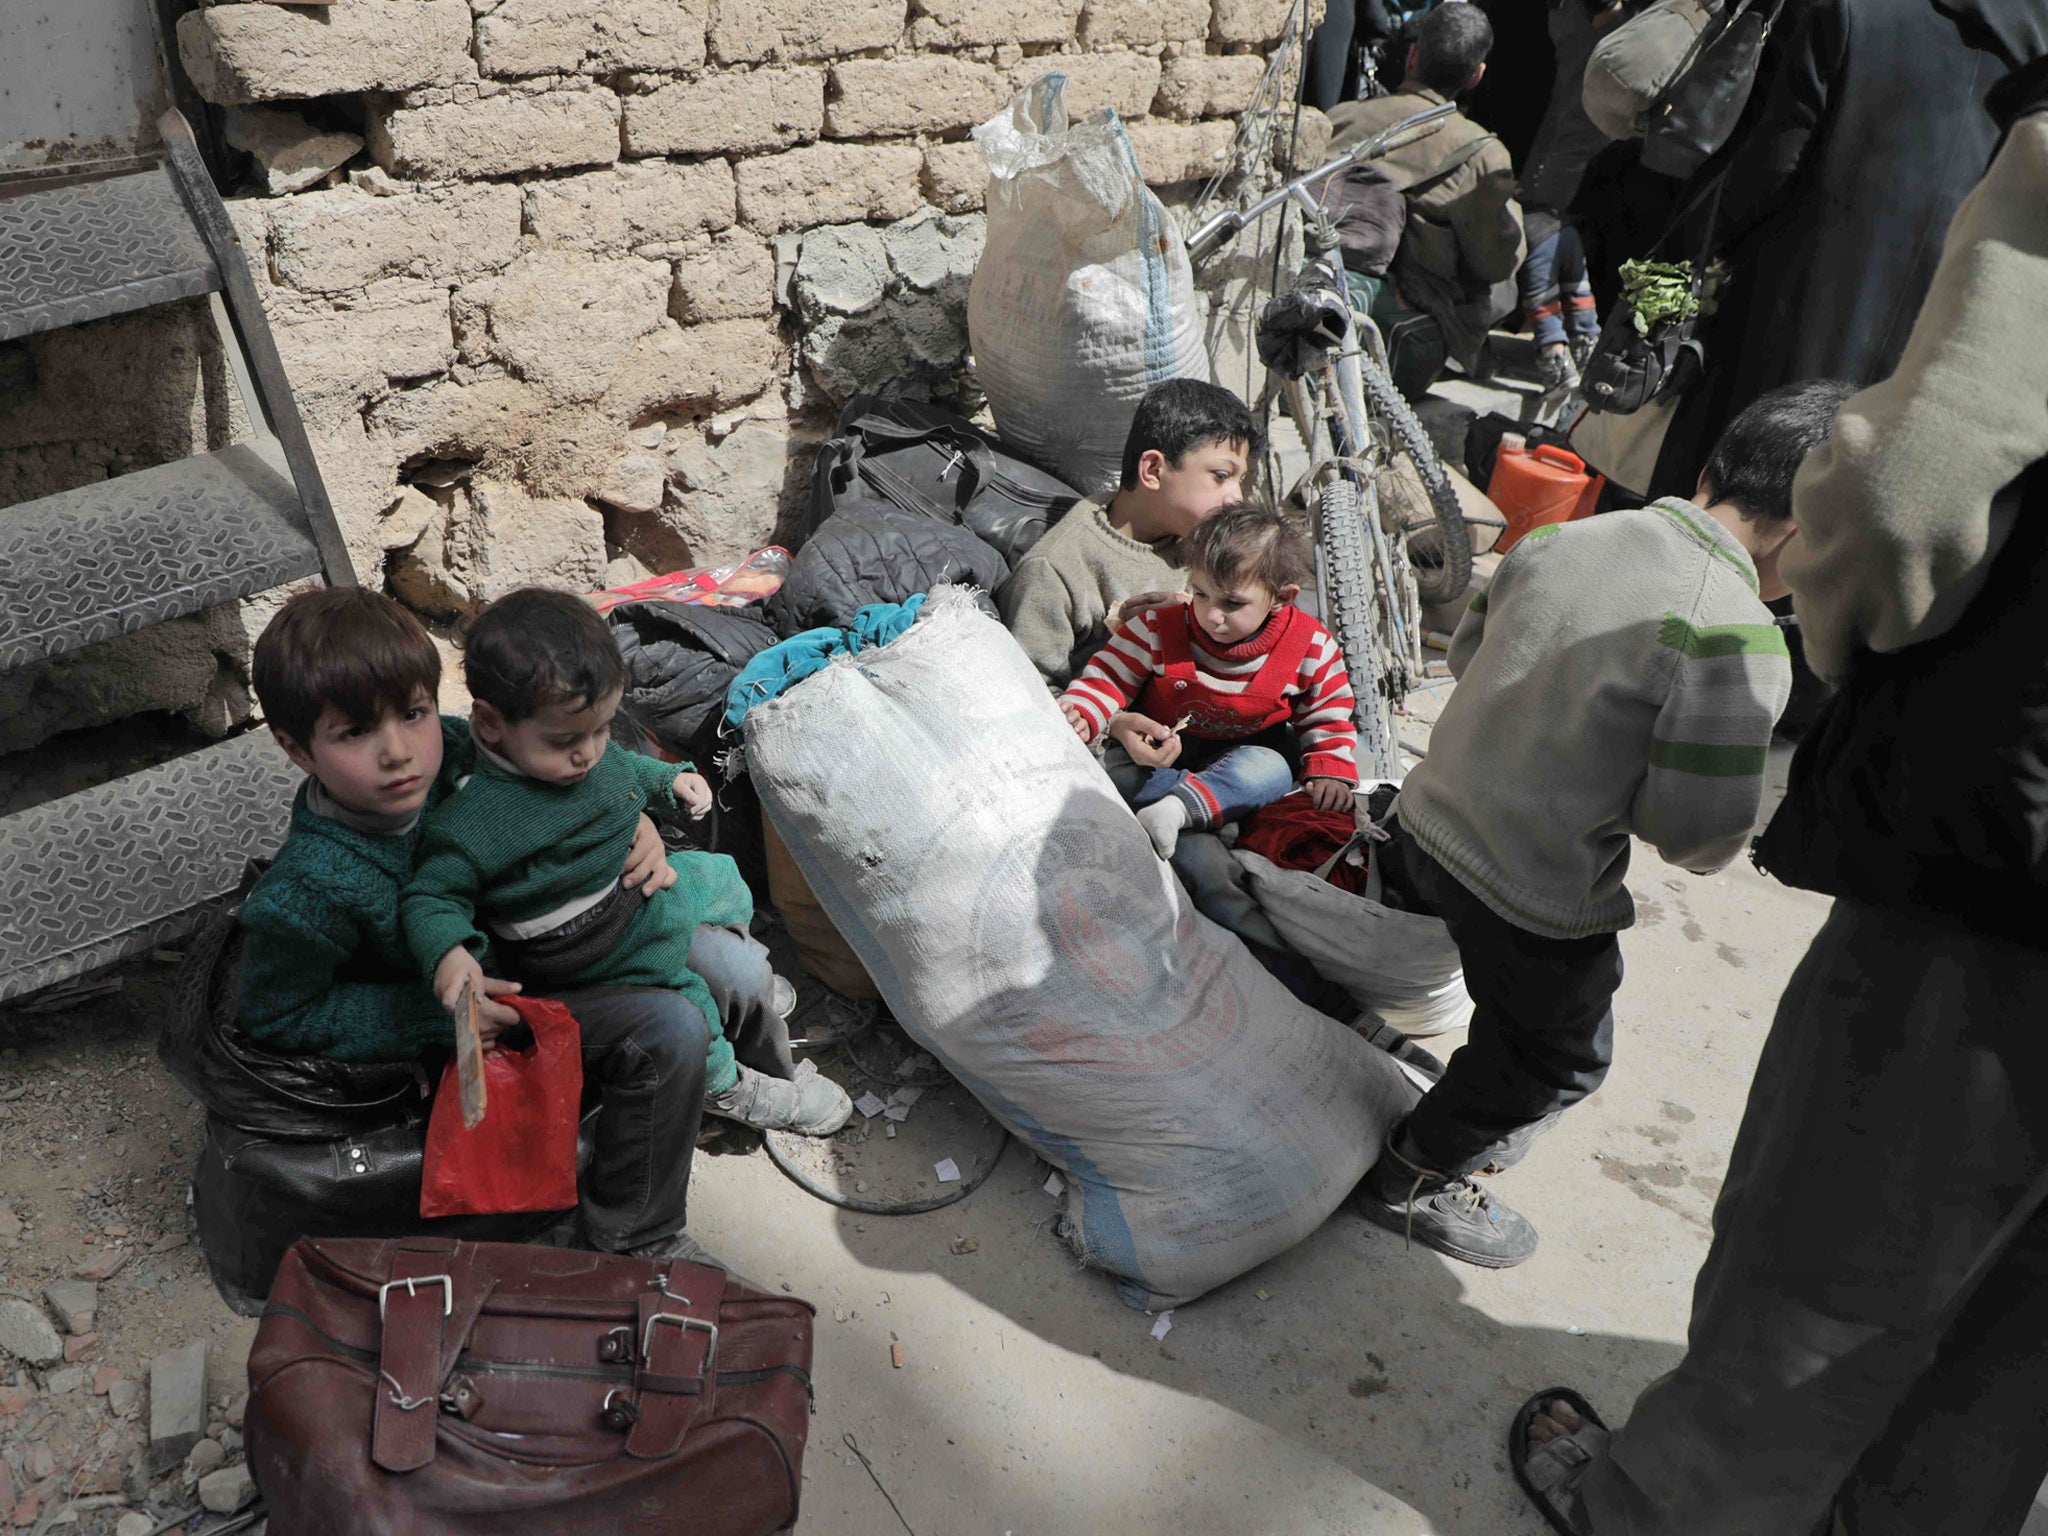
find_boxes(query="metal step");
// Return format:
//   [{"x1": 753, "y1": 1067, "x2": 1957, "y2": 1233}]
[
  {"x1": 0, "y1": 730, "x2": 299, "y2": 1002},
  {"x1": 0, "y1": 165, "x2": 221, "y2": 342},
  {"x1": 0, "y1": 436, "x2": 323, "y2": 671}
]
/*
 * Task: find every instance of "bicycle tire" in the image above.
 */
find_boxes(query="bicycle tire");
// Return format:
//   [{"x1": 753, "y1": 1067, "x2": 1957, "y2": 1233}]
[
  {"x1": 1358, "y1": 357, "x2": 1472, "y2": 607},
  {"x1": 1313, "y1": 473, "x2": 1400, "y2": 781}
]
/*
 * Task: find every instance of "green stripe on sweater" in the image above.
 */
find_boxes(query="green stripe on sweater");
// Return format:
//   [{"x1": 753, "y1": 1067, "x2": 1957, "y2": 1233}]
[
  {"x1": 1468, "y1": 589, "x2": 1487, "y2": 614},
  {"x1": 1656, "y1": 614, "x2": 1790, "y2": 660},
  {"x1": 1648, "y1": 737, "x2": 1771, "y2": 777},
  {"x1": 1651, "y1": 500, "x2": 1759, "y2": 592}
]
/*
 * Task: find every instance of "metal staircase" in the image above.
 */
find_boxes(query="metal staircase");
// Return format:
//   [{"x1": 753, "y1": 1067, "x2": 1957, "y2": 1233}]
[{"x1": 0, "y1": 109, "x2": 354, "y2": 1002}]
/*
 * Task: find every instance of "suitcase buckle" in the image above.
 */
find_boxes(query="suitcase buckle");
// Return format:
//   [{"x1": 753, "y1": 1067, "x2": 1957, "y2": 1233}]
[
  {"x1": 641, "y1": 1313, "x2": 718, "y2": 1376},
  {"x1": 598, "y1": 1325, "x2": 635, "y2": 1364},
  {"x1": 600, "y1": 1388, "x2": 640, "y2": 1431},
  {"x1": 379, "y1": 1274, "x2": 452, "y2": 1318}
]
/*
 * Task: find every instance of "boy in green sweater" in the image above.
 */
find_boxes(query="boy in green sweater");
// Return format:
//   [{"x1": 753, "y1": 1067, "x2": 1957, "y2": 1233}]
[
  {"x1": 402, "y1": 588, "x2": 851, "y2": 1138},
  {"x1": 238, "y1": 586, "x2": 792, "y2": 1259},
  {"x1": 1000, "y1": 378, "x2": 1264, "y2": 688},
  {"x1": 1353, "y1": 381, "x2": 1851, "y2": 1268}
]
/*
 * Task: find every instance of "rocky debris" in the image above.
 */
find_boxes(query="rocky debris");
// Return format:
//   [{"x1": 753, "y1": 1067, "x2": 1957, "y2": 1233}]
[
  {"x1": 223, "y1": 106, "x2": 364, "y2": 196},
  {"x1": 116, "y1": 1514, "x2": 154, "y2": 1536},
  {"x1": 91, "y1": 1367, "x2": 123, "y2": 1397},
  {"x1": 149, "y1": 1342, "x2": 209, "y2": 1470},
  {"x1": 789, "y1": 210, "x2": 984, "y2": 406},
  {"x1": 185, "y1": 1437, "x2": 226, "y2": 1481},
  {"x1": 0, "y1": 1206, "x2": 19, "y2": 1245},
  {"x1": 0, "y1": 1384, "x2": 30, "y2": 1416},
  {"x1": 198, "y1": 1463, "x2": 256, "y2": 1515},
  {"x1": 74, "y1": 1250, "x2": 127, "y2": 1282},
  {"x1": 61, "y1": 1333, "x2": 97, "y2": 1364},
  {"x1": 0, "y1": 1302, "x2": 62, "y2": 1367},
  {"x1": 43, "y1": 1364, "x2": 86, "y2": 1396},
  {"x1": 107, "y1": 1379, "x2": 140, "y2": 1420}
]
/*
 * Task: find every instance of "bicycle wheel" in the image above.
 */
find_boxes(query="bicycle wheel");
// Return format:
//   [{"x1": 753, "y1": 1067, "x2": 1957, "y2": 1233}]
[
  {"x1": 1358, "y1": 357, "x2": 1472, "y2": 608},
  {"x1": 1312, "y1": 472, "x2": 1400, "y2": 781}
]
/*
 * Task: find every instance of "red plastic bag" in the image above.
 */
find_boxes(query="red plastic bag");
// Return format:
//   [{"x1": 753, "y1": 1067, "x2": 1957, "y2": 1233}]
[{"x1": 421, "y1": 995, "x2": 584, "y2": 1218}]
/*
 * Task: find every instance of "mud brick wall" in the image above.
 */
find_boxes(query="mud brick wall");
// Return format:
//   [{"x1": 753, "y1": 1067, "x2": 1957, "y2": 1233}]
[{"x1": 0, "y1": 0, "x2": 1311, "y2": 752}]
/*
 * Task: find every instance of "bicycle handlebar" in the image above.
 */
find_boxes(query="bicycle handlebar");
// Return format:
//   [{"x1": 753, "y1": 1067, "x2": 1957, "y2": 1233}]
[{"x1": 1185, "y1": 102, "x2": 1456, "y2": 264}]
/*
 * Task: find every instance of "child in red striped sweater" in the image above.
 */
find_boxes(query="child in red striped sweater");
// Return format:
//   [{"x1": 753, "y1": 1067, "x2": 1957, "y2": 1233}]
[{"x1": 1059, "y1": 502, "x2": 1360, "y2": 867}]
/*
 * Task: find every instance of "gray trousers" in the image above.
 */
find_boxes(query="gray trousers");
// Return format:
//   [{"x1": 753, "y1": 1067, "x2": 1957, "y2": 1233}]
[
  {"x1": 1583, "y1": 900, "x2": 2048, "y2": 1535},
  {"x1": 688, "y1": 923, "x2": 795, "y2": 1081}
]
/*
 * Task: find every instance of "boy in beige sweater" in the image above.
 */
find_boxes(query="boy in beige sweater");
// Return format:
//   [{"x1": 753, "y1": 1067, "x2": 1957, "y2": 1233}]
[{"x1": 1000, "y1": 379, "x2": 1263, "y2": 688}]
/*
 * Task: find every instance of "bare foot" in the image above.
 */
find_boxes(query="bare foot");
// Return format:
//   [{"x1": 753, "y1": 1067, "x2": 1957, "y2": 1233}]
[{"x1": 1527, "y1": 1398, "x2": 1586, "y2": 1447}]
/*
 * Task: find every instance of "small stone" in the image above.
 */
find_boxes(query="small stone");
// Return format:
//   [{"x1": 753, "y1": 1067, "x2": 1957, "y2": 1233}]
[
  {"x1": 0, "y1": 1384, "x2": 29, "y2": 1415},
  {"x1": 197, "y1": 1465, "x2": 255, "y2": 1515},
  {"x1": 74, "y1": 1250, "x2": 127, "y2": 1281},
  {"x1": 225, "y1": 1394, "x2": 247, "y2": 1429},
  {"x1": 220, "y1": 1427, "x2": 242, "y2": 1455},
  {"x1": 0, "y1": 1300, "x2": 63, "y2": 1366},
  {"x1": 224, "y1": 105, "x2": 365, "y2": 196},
  {"x1": 42, "y1": 1282, "x2": 96, "y2": 1336},
  {"x1": 185, "y1": 1439, "x2": 225, "y2": 1479},
  {"x1": 61, "y1": 1333, "x2": 97, "y2": 1364},
  {"x1": 25, "y1": 1444, "x2": 54, "y2": 1480},
  {"x1": 149, "y1": 1341, "x2": 208, "y2": 1470},
  {"x1": 350, "y1": 165, "x2": 403, "y2": 196},
  {"x1": 44, "y1": 1365, "x2": 86, "y2": 1395},
  {"x1": 91, "y1": 1368, "x2": 122, "y2": 1397},
  {"x1": 107, "y1": 1380, "x2": 139, "y2": 1419},
  {"x1": 116, "y1": 1516, "x2": 153, "y2": 1536}
]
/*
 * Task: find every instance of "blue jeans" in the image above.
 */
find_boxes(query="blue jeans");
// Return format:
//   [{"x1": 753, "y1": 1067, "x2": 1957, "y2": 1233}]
[{"x1": 1518, "y1": 222, "x2": 1600, "y2": 351}]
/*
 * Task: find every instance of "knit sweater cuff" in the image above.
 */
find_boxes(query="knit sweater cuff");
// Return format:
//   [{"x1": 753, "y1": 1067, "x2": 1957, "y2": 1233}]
[
  {"x1": 407, "y1": 910, "x2": 483, "y2": 979},
  {"x1": 1304, "y1": 751, "x2": 1359, "y2": 784}
]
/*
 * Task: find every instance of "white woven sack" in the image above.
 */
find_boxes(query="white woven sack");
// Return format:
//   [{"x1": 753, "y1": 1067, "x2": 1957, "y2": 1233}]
[
  {"x1": 1233, "y1": 816, "x2": 1474, "y2": 1038},
  {"x1": 742, "y1": 590, "x2": 1414, "y2": 1309},
  {"x1": 968, "y1": 74, "x2": 1211, "y2": 496}
]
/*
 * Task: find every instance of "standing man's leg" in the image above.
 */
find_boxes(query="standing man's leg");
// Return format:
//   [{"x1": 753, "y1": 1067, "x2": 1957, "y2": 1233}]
[
  {"x1": 549, "y1": 986, "x2": 710, "y2": 1255},
  {"x1": 1541, "y1": 902, "x2": 2048, "y2": 1534},
  {"x1": 1302, "y1": 0, "x2": 1358, "y2": 110}
]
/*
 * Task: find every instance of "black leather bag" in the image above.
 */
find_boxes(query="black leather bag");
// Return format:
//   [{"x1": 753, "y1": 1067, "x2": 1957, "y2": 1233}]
[
  {"x1": 1641, "y1": 0, "x2": 1789, "y2": 178},
  {"x1": 1579, "y1": 178, "x2": 1723, "y2": 416}
]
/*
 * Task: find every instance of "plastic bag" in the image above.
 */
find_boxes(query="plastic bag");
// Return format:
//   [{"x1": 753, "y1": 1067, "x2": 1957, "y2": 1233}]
[
  {"x1": 420, "y1": 995, "x2": 584, "y2": 1218},
  {"x1": 968, "y1": 75, "x2": 1211, "y2": 494},
  {"x1": 589, "y1": 547, "x2": 791, "y2": 615}
]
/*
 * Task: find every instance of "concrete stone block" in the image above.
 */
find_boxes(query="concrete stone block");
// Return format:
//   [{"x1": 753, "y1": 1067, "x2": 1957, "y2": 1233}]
[
  {"x1": 600, "y1": 316, "x2": 785, "y2": 419},
  {"x1": 824, "y1": 57, "x2": 1008, "y2": 139},
  {"x1": 1123, "y1": 117, "x2": 1236, "y2": 183},
  {"x1": 221, "y1": 107, "x2": 363, "y2": 195},
  {"x1": 884, "y1": 207, "x2": 983, "y2": 293},
  {"x1": 477, "y1": 0, "x2": 709, "y2": 77},
  {"x1": 197, "y1": 1465, "x2": 256, "y2": 1515},
  {"x1": 655, "y1": 413, "x2": 815, "y2": 561},
  {"x1": 1155, "y1": 53, "x2": 1265, "y2": 119},
  {"x1": 621, "y1": 68, "x2": 823, "y2": 158},
  {"x1": 176, "y1": 0, "x2": 474, "y2": 105},
  {"x1": 711, "y1": 0, "x2": 905, "y2": 64},
  {"x1": 270, "y1": 183, "x2": 522, "y2": 293},
  {"x1": 466, "y1": 483, "x2": 611, "y2": 604},
  {"x1": 792, "y1": 223, "x2": 889, "y2": 324},
  {"x1": 734, "y1": 141, "x2": 924, "y2": 233},
  {"x1": 524, "y1": 160, "x2": 737, "y2": 255},
  {"x1": 0, "y1": 1300, "x2": 62, "y2": 1366},
  {"x1": 1079, "y1": 0, "x2": 1211, "y2": 47},
  {"x1": 149, "y1": 1341, "x2": 208, "y2": 1470},
  {"x1": 1211, "y1": 0, "x2": 1317, "y2": 45},
  {"x1": 453, "y1": 251, "x2": 670, "y2": 404},
  {"x1": 1012, "y1": 50, "x2": 1162, "y2": 119},
  {"x1": 669, "y1": 231, "x2": 776, "y2": 322},
  {"x1": 42, "y1": 1283, "x2": 96, "y2": 1337},
  {"x1": 596, "y1": 450, "x2": 667, "y2": 513},
  {"x1": 908, "y1": 0, "x2": 1082, "y2": 49},
  {"x1": 270, "y1": 279, "x2": 456, "y2": 409},
  {"x1": 922, "y1": 140, "x2": 986, "y2": 213},
  {"x1": 368, "y1": 87, "x2": 621, "y2": 180}
]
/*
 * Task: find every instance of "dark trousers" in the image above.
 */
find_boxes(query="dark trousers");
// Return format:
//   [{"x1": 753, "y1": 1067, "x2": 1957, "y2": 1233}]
[
  {"x1": 1391, "y1": 830, "x2": 1624, "y2": 1176},
  {"x1": 1584, "y1": 900, "x2": 2048, "y2": 1535},
  {"x1": 545, "y1": 985, "x2": 710, "y2": 1252}
]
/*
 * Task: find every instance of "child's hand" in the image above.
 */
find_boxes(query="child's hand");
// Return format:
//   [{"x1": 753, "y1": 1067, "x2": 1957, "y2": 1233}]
[
  {"x1": 432, "y1": 948, "x2": 524, "y2": 1043},
  {"x1": 1059, "y1": 700, "x2": 1093, "y2": 739},
  {"x1": 1109, "y1": 590, "x2": 1187, "y2": 628},
  {"x1": 622, "y1": 813, "x2": 678, "y2": 896},
  {"x1": 673, "y1": 771, "x2": 713, "y2": 820},
  {"x1": 1109, "y1": 712, "x2": 1182, "y2": 769},
  {"x1": 1304, "y1": 776, "x2": 1354, "y2": 813}
]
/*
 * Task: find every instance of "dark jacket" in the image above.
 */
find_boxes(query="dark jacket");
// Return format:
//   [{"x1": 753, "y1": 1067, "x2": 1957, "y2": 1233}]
[
  {"x1": 610, "y1": 600, "x2": 778, "y2": 763},
  {"x1": 1651, "y1": 0, "x2": 2048, "y2": 496},
  {"x1": 766, "y1": 502, "x2": 1006, "y2": 639}
]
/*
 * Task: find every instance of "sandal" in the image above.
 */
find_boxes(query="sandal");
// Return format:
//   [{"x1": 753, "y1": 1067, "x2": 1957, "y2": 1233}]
[{"x1": 1509, "y1": 1387, "x2": 1609, "y2": 1536}]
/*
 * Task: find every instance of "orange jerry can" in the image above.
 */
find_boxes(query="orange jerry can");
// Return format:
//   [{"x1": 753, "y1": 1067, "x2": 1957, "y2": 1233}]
[{"x1": 1489, "y1": 439, "x2": 1605, "y2": 553}]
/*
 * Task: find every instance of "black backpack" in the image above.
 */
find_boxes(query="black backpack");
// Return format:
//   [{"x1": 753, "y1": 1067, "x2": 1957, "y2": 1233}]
[{"x1": 805, "y1": 394, "x2": 1083, "y2": 569}]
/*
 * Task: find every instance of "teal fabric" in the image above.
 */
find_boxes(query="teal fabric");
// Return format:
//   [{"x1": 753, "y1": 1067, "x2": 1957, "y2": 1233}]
[{"x1": 725, "y1": 595, "x2": 926, "y2": 733}]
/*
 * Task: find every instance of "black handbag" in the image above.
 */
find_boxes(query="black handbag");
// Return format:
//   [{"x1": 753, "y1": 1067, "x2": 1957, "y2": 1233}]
[
  {"x1": 1579, "y1": 176, "x2": 1725, "y2": 416},
  {"x1": 1641, "y1": 0, "x2": 1790, "y2": 178}
]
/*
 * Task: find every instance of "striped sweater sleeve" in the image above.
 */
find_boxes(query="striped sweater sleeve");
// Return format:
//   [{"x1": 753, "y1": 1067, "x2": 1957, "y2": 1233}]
[
  {"x1": 1630, "y1": 609, "x2": 1792, "y2": 873},
  {"x1": 1292, "y1": 623, "x2": 1360, "y2": 782},
  {"x1": 1057, "y1": 612, "x2": 1164, "y2": 742}
]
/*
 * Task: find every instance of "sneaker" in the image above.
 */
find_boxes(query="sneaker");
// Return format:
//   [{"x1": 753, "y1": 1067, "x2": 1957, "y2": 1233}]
[
  {"x1": 771, "y1": 974, "x2": 799, "y2": 1021},
  {"x1": 1353, "y1": 1123, "x2": 1538, "y2": 1268},
  {"x1": 709, "y1": 1062, "x2": 854, "y2": 1136},
  {"x1": 1536, "y1": 344, "x2": 1580, "y2": 394}
]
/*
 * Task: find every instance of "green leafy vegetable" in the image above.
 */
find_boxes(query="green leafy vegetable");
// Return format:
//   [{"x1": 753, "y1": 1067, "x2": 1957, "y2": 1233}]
[{"x1": 1618, "y1": 259, "x2": 1701, "y2": 338}]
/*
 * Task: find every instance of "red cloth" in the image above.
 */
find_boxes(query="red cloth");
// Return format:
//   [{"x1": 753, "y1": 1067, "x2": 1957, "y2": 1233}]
[
  {"x1": 421, "y1": 994, "x2": 584, "y2": 1218},
  {"x1": 1236, "y1": 796, "x2": 1369, "y2": 893},
  {"x1": 1059, "y1": 603, "x2": 1361, "y2": 783}
]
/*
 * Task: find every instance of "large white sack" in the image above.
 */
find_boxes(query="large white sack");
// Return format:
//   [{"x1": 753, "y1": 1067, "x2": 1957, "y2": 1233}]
[
  {"x1": 743, "y1": 589, "x2": 1415, "y2": 1308},
  {"x1": 968, "y1": 75, "x2": 1211, "y2": 495},
  {"x1": 1234, "y1": 830, "x2": 1474, "y2": 1038}
]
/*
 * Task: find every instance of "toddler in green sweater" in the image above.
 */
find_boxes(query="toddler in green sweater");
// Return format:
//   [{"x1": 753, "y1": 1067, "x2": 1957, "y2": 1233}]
[{"x1": 401, "y1": 588, "x2": 852, "y2": 1137}]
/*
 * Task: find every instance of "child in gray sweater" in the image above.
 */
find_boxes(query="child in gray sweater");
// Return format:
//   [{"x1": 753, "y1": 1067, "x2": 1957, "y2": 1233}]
[{"x1": 1355, "y1": 380, "x2": 1853, "y2": 1269}]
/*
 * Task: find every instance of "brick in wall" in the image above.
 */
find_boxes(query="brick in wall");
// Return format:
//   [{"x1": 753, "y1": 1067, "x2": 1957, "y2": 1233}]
[
  {"x1": 523, "y1": 160, "x2": 739, "y2": 254},
  {"x1": 1010, "y1": 50, "x2": 1162, "y2": 119},
  {"x1": 825, "y1": 57, "x2": 1009, "y2": 139},
  {"x1": 176, "y1": 0, "x2": 474, "y2": 105},
  {"x1": 1155, "y1": 54, "x2": 1266, "y2": 120},
  {"x1": 369, "y1": 86, "x2": 623, "y2": 179},
  {"x1": 1079, "y1": 0, "x2": 1213, "y2": 48},
  {"x1": 476, "y1": 0, "x2": 710, "y2": 78},
  {"x1": 268, "y1": 183, "x2": 524, "y2": 293},
  {"x1": 620, "y1": 68, "x2": 824, "y2": 157},
  {"x1": 711, "y1": 0, "x2": 906, "y2": 64},
  {"x1": 734, "y1": 141, "x2": 925, "y2": 233},
  {"x1": 907, "y1": 0, "x2": 1083, "y2": 49}
]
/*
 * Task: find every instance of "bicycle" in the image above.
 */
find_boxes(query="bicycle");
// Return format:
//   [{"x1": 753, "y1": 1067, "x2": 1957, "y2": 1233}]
[{"x1": 1187, "y1": 105, "x2": 1473, "y2": 781}]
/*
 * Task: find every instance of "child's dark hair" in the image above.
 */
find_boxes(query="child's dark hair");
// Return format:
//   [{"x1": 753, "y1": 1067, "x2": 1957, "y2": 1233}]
[
  {"x1": 464, "y1": 587, "x2": 626, "y2": 723},
  {"x1": 1118, "y1": 379, "x2": 1265, "y2": 491},
  {"x1": 1181, "y1": 501, "x2": 1312, "y2": 595},
  {"x1": 1413, "y1": 3, "x2": 1493, "y2": 95},
  {"x1": 1700, "y1": 379, "x2": 1855, "y2": 525},
  {"x1": 252, "y1": 586, "x2": 441, "y2": 746}
]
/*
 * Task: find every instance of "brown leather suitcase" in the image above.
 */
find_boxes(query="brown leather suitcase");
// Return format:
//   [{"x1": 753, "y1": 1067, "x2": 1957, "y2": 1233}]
[{"x1": 245, "y1": 1237, "x2": 815, "y2": 1534}]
